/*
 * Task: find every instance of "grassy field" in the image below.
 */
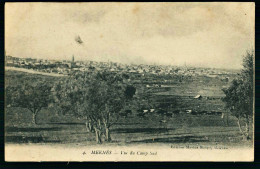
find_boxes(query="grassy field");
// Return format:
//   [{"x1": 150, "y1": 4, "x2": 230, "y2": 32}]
[
  {"x1": 5, "y1": 70, "x2": 253, "y2": 147},
  {"x1": 5, "y1": 109, "x2": 253, "y2": 147}
]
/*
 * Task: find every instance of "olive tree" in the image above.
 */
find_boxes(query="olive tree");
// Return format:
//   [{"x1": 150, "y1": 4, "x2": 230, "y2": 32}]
[
  {"x1": 222, "y1": 50, "x2": 254, "y2": 140},
  {"x1": 54, "y1": 70, "x2": 133, "y2": 143},
  {"x1": 6, "y1": 81, "x2": 53, "y2": 125}
]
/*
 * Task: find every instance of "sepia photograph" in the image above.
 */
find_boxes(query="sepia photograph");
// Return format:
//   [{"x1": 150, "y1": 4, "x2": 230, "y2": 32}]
[{"x1": 5, "y1": 2, "x2": 255, "y2": 161}]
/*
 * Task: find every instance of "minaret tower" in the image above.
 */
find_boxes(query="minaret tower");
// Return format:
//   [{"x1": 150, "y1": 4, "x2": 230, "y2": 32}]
[{"x1": 72, "y1": 55, "x2": 75, "y2": 62}]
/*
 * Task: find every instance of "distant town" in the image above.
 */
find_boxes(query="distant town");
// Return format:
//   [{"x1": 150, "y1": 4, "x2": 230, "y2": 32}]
[{"x1": 5, "y1": 55, "x2": 237, "y2": 80}]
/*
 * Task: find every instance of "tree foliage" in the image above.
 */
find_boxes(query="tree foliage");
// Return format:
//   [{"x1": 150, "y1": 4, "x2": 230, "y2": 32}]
[
  {"x1": 53, "y1": 70, "x2": 135, "y2": 143},
  {"x1": 222, "y1": 50, "x2": 254, "y2": 140},
  {"x1": 6, "y1": 81, "x2": 53, "y2": 125}
]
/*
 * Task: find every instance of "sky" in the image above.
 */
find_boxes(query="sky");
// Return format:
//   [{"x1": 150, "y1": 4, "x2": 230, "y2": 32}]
[{"x1": 5, "y1": 2, "x2": 255, "y2": 69}]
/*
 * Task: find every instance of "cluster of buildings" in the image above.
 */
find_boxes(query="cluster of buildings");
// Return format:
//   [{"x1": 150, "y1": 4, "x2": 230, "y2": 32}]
[{"x1": 5, "y1": 55, "x2": 236, "y2": 79}]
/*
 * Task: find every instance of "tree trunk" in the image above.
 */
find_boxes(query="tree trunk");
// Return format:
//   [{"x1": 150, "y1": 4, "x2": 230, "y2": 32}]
[
  {"x1": 221, "y1": 113, "x2": 226, "y2": 126},
  {"x1": 105, "y1": 127, "x2": 111, "y2": 142},
  {"x1": 32, "y1": 112, "x2": 37, "y2": 125},
  {"x1": 85, "y1": 121, "x2": 90, "y2": 132},
  {"x1": 89, "y1": 122, "x2": 94, "y2": 132},
  {"x1": 237, "y1": 117, "x2": 250, "y2": 141},
  {"x1": 245, "y1": 117, "x2": 250, "y2": 140},
  {"x1": 94, "y1": 127, "x2": 102, "y2": 144},
  {"x1": 226, "y1": 112, "x2": 229, "y2": 126},
  {"x1": 102, "y1": 111, "x2": 112, "y2": 142},
  {"x1": 237, "y1": 118, "x2": 243, "y2": 133},
  {"x1": 94, "y1": 119, "x2": 103, "y2": 144},
  {"x1": 222, "y1": 112, "x2": 229, "y2": 126}
]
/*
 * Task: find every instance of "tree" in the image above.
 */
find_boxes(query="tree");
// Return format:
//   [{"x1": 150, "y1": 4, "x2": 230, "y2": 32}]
[
  {"x1": 54, "y1": 70, "x2": 133, "y2": 143},
  {"x1": 6, "y1": 81, "x2": 53, "y2": 125},
  {"x1": 87, "y1": 71, "x2": 127, "y2": 142},
  {"x1": 222, "y1": 50, "x2": 254, "y2": 140}
]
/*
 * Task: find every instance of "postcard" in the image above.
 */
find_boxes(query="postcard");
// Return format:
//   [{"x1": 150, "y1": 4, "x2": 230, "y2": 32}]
[{"x1": 5, "y1": 2, "x2": 254, "y2": 161}]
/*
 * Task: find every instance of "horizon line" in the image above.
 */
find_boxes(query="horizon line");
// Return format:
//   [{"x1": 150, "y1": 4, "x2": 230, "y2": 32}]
[{"x1": 5, "y1": 54, "x2": 242, "y2": 71}]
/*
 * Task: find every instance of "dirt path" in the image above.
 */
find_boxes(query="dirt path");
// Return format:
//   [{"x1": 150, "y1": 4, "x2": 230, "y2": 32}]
[{"x1": 5, "y1": 66, "x2": 66, "y2": 77}]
